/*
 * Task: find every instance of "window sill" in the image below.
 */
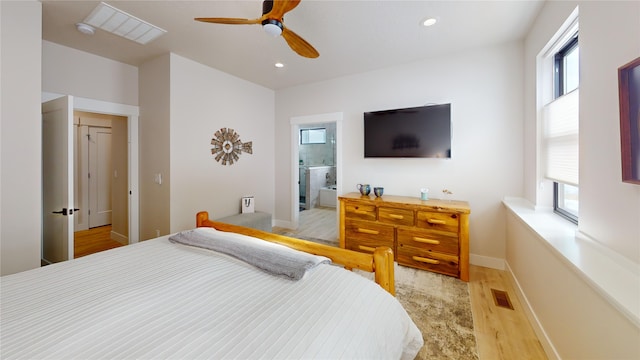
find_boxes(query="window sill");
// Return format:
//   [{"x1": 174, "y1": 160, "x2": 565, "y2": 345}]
[{"x1": 503, "y1": 197, "x2": 640, "y2": 328}]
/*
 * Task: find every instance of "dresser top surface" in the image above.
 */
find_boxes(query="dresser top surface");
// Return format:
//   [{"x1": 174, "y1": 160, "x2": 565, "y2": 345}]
[{"x1": 339, "y1": 192, "x2": 471, "y2": 213}]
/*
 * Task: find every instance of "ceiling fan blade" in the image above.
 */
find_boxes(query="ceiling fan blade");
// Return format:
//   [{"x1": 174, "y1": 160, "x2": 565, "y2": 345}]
[
  {"x1": 266, "y1": 0, "x2": 301, "y2": 20},
  {"x1": 195, "y1": 17, "x2": 261, "y2": 25},
  {"x1": 282, "y1": 27, "x2": 319, "y2": 58}
]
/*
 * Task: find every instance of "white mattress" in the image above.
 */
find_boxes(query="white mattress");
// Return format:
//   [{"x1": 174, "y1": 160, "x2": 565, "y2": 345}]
[{"x1": 1, "y1": 235, "x2": 423, "y2": 359}]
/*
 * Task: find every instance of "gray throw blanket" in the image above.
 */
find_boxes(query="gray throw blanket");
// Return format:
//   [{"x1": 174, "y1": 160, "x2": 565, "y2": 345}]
[{"x1": 169, "y1": 228, "x2": 331, "y2": 281}]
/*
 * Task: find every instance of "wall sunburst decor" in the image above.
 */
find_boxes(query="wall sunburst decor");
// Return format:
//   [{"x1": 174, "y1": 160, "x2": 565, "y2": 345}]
[{"x1": 210, "y1": 128, "x2": 253, "y2": 166}]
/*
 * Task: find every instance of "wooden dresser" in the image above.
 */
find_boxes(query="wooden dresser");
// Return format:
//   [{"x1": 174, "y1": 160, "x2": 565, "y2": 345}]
[{"x1": 339, "y1": 192, "x2": 471, "y2": 281}]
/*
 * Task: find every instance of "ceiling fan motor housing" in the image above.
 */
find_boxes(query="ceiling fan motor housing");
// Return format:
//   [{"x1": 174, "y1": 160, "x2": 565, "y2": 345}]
[
  {"x1": 261, "y1": 0, "x2": 283, "y2": 36},
  {"x1": 262, "y1": 18, "x2": 283, "y2": 36}
]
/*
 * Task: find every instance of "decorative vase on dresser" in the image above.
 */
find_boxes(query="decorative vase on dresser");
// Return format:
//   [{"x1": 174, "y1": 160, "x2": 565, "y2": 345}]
[{"x1": 338, "y1": 192, "x2": 471, "y2": 281}]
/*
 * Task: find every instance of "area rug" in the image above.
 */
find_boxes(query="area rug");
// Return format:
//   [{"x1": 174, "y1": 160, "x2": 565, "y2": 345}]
[
  {"x1": 273, "y1": 231, "x2": 479, "y2": 359},
  {"x1": 395, "y1": 266, "x2": 479, "y2": 360}
]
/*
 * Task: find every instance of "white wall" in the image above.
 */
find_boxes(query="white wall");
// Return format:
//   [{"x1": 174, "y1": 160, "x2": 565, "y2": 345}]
[
  {"x1": 523, "y1": 1, "x2": 640, "y2": 264},
  {"x1": 42, "y1": 41, "x2": 138, "y2": 106},
  {"x1": 1, "y1": 0, "x2": 42, "y2": 275},
  {"x1": 506, "y1": 211, "x2": 640, "y2": 359},
  {"x1": 169, "y1": 54, "x2": 275, "y2": 232},
  {"x1": 578, "y1": 2, "x2": 640, "y2": 262},
  {"x1": 275, "y1": 42, "x2": 524, "y2": 264},
  {"x1": 508, "y1": 1, "x2": 640, "y2": 358}
]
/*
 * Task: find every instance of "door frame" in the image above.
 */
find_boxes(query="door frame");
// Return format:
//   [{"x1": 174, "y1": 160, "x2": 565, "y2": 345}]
[
  {"x1": 43, "y1": 92, "x2": 140, "y2": 244},
  {"x1": 289, "y1": 112, "x2": 343, "y2": 229}
]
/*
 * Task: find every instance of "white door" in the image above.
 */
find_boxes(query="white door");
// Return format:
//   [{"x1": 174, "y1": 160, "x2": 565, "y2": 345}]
[
  {"x1": 42, "y1": 96, "x2": 75, "y2": 263},
  {"x1": 88, "y1": 127, "x2": 112, "y2": 228}
]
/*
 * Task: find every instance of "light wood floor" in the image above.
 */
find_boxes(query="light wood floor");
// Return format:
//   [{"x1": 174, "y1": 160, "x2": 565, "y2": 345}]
[
  {"x1": 275, "y1": 206, "x2": 548, "y2": 360},
  {"x1": 78, "y1": 207, "x2": 548, "y2": 359},
  {"x1": 74, "y1": 225, "x2": 124, "y2": 258}
]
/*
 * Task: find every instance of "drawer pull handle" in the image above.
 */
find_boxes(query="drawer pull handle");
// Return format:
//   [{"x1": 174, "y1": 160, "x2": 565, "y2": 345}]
[
  {"x1": 427, "y1": 219, "x2": 446, "y2": 225},
  {"x1": 389, "y1": 214, "x2": 404, "y2": 219},
  {"x1": 413, "y1": 256, "x2": 439, "y2": 265},
  {"x1": 354, "y1": 210, "x2": 371, "y2": 215},
  {"x1": 413, "y1": 237, "x2": 440, "y2": 245},
  {"x1": 359, "y1": 245, "x2": 376, "y2": 252},
  {"x1": 357, "y1": 228, "x2": 379, "y2": 235}
]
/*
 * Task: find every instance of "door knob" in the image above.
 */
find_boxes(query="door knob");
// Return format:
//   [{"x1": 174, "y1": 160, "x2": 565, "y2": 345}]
[{"x1": 52, "y1": 208, "x2": 68, "y2": 216}]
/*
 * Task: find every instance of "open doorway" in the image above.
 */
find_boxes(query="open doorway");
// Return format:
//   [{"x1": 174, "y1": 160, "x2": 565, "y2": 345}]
[
  {"x1": 289, "y1": 113, "x2": 343, "y2": 242},
  {"x1": 42, "y1": 93, "x2": 139, "y2": 263},
  {"x1": 73, "y1": 111, "x2": 129, "y2": 255}
]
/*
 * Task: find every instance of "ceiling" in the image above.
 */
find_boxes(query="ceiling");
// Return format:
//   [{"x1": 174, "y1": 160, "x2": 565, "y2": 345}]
[{"x1": 41, "y1": 0, "x2": 545, "y2": 90}]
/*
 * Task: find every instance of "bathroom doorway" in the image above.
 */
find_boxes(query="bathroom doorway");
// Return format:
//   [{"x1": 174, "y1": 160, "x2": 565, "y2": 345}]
[
  {"x1": 290, "y1": 113, "x2": 343, "y2": 233},
  {"x1": 298, "y1": 123, "x2": 336, "y2": 211}
]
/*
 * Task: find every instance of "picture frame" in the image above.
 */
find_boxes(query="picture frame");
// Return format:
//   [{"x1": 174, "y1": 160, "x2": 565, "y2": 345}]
[{"x1": 618, "y1": 56, "x2": 640, "y2": 184}]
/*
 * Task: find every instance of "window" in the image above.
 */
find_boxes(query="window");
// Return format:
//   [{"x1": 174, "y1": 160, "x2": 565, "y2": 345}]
[
  {"x1": 539, "y1": 9, "x2": 579, "y2": 224},
  {"x1": 546, "y1": 32, "x2": 580, "y2": 223},
  {"x1": 300, "y1": 128, "x2": 326, "y2": 144},
  {"x1": 554, "y1": 35, "x2": 579, "y2": 98}
]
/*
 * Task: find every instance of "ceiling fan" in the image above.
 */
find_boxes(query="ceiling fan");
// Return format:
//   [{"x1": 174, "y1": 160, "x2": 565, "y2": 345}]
[{"x1": 195, "y1": 0, "x2": 319, "y2": 59}]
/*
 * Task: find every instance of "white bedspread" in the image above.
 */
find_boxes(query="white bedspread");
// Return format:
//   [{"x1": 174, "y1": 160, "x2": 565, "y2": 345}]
[{"x1": 1, "y1": 235, "x2": 423, "y2": 359}]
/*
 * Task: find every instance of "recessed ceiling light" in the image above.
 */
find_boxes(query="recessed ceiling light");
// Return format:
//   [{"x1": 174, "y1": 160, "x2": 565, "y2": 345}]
[
  {"x1": 422, "y1": 18, "x2": 438, "y2": 27},
  {"x1": 75, "y1": 23, "x2": 95, "y2": 35},
  {"x1": 275, "y1": 62, "x2": 285, "y2": 68}
]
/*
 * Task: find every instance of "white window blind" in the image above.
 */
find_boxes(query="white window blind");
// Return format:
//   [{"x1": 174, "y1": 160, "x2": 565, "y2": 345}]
[{"x1": 543, "y1": 89, "x2": 579, "y2": 186}]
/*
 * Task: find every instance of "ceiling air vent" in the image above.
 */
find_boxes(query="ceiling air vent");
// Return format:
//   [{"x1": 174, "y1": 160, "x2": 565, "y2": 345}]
[{"x1": 83, "y1": 2, "x2": 166, "y2": 45}]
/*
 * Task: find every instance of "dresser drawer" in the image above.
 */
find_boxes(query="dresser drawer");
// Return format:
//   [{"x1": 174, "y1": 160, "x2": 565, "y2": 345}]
[
  {"x1": 416, "y1": 211, "x2": 459, "y2": 233},
  {"x1": 378, "y1": 207, "x2": 414, "y2": 226},
  {"x1": 344, "y1": 203, "x2": 377, "y2": 221},
  {"x1": 344, "y1": 220, "x2": 394, "y2": 253},
  {"x1": 397, "y1": 246, "x2": 459, "y2": 277},
  {"x1": 397, "y1": 228, "x2": 458, "y2": 255},
  {"x1": 346, "y1": 237, "x2": 395, "y2": 255}
]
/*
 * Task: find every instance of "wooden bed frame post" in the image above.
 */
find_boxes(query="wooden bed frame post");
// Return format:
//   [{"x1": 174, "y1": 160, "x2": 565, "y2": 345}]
[{"x1": 373, "y1": 247, "x2": 395, "y2": 296}]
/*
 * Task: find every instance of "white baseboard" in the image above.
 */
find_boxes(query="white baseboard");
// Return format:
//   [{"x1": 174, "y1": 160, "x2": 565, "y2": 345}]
[
  {"x1": 273, "y1": 219, "x2": 295, "y2": 230},
  {"x1": 469, "y1": 253, "x2": 505, "y2": 270},
  {"x1": 505, "y1": 261, "x2": 561, "y2": 360},
  {"x1": 111, "y1": 230, "x2": 129, "y2": 245}
]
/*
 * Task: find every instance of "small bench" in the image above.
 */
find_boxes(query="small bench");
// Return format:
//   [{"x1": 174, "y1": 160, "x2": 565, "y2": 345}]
[{"x1": 216, "y1": 211, "x2": 272, "y2": 232}]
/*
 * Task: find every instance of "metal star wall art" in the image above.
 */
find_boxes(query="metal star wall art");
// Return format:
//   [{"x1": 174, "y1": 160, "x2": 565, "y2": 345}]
[{"x1": 211, "y1": 128, "x2": 253, "y2": 166}]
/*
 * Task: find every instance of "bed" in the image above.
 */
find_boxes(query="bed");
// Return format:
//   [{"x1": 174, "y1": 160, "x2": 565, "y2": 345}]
[{"x1": 0, "y1": 211, "x2": 423, "y2": 359}]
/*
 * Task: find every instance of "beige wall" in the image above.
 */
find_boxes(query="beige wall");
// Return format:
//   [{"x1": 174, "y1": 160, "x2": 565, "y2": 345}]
[
  {"x1": 111, "y1": 116, "x2": 129, "y2": 242},
  {"x1": 138, "y1": 54, "x2": 171, "y2": 240},
  {"x1": 42, "y1": 41, "x2": 138, "y2": 106},
  {"x1": 1, "y1": 0, "x2": 43, "y2": 275}
]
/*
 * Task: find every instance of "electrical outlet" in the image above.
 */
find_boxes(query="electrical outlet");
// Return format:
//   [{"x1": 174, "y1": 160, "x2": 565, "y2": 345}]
[{"x1": 155, "y1": 229, "x2": 160, "y2": 237}]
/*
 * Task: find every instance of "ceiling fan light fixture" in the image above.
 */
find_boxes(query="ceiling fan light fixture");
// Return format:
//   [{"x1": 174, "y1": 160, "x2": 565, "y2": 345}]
[{"x1": 262, "y1": 19, "x2": 283, "y2": 37}]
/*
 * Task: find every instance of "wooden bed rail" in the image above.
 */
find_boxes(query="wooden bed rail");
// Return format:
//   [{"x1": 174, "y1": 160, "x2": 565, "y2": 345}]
[{"x1": 196, "y1": 211, "x2": 395, "y2": 296}]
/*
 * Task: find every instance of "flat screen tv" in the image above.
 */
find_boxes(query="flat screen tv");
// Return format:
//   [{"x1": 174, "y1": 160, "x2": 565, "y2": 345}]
[{"x1": 364, "y1": 103, "x2": 451, "y2": 158}]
